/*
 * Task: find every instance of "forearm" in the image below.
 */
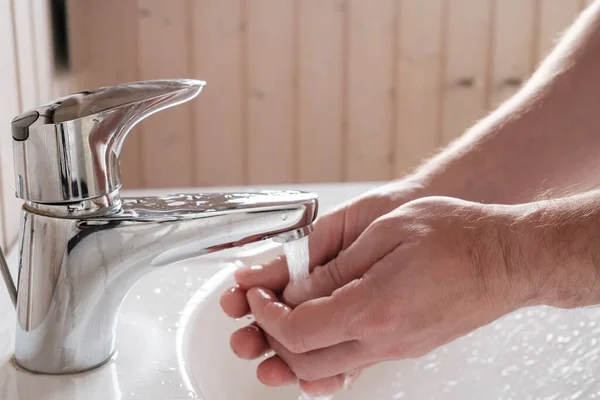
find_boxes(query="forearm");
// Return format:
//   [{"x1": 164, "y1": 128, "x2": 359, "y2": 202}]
[
  {"x1": 409, "y1": 2, "x2": 600, "y2": 204},
  {"x1": 505, "y1": 189, "x2": 600, "y2": 309}
]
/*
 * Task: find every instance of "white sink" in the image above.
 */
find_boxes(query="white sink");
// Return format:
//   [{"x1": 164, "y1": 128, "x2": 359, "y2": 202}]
[
  {"x1": 2, "y1": 182, "x2": 600, "y2": 399},
  {"x1": 178, "y1": 245, "x2": 600, "y2": 399}
]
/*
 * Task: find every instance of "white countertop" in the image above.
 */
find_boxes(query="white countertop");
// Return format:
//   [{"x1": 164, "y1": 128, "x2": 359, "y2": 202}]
[{"x1": 1, "y1": 182, "x2": 600, "y2": 399}]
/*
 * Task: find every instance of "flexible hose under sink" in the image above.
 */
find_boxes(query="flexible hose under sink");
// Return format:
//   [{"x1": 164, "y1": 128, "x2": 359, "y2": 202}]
[{"x1": 0, "y1": 244, "x2": 16, "y2": 308}]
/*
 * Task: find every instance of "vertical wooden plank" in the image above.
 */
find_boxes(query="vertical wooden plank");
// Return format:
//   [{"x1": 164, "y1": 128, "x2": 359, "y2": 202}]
[
  {"x1": 84, "y1": 1, "x2": 141, "y2": 188},
  {"x1": 246, "y1": 0, "x2": 295, "y2": 184},
  {"x1": 346, "y1": 0, "x2": 396, "y2": 181},
  {"x1": 0, "y1": 0, "x2": 23, "y2": 248},
  {"x1": 395, "y1": 0, "x2": 443, "y2": 175},
  {"x1": 297, "y1": 0, "x2": 345, "y2": 183},
  {"x1": 537, "y1": 0, "x2": 581, "y2": 63},
  {"x1": 11, "y1": 0, "x2": 38, "y2": 109},
  {"x1": 489, "y1": 0, "x2": 536, "y2": 107},
  {"x1": 138, "y1": 0, "x2": 192, "y2": 188},
  {"x1": 441, "y1": 0, "x2": 493, "y2": 144},
  {"x1": 30, "y1": 0, "x2": 54, "y2": 104},
  {"x1": 191, "y1": 0, "x2": 244, "y2": 186}
]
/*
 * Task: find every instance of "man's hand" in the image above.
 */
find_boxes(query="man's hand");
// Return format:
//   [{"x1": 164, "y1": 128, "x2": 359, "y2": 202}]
[
  {"x1": 221, "y1": 194, "x2": 540, "y2": 396},
  {"x1": 244, "y1": 197, "x2": 539, "y2": 395},
  {"x1": 219, "y1": 182, "x2": 425, "y2": 395}
]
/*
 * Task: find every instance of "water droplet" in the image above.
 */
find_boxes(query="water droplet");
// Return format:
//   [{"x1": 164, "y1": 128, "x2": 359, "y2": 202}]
[
  {"x1": 557, "y1": 336, "x2": 571, "y2": 344},
  {"x1": 155, "y1": 363, "x2": 176, "y2": 373},
  {"x1": 281, "y1": 213, "x2": 288, "y2": 221},
  {"x1": 546, "y1": 333, "x2": 554, "y2": 342},
  {"x1": 423, "y1": 362, "x2": 438, "y2": 371}
]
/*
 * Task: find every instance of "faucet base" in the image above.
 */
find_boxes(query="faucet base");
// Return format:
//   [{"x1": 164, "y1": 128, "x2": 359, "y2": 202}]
[{"x1": 13, "y1": 350, "x2": 117, "y2": 376}]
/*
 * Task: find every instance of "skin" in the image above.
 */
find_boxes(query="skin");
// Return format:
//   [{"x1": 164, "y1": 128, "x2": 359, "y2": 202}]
[{"x1": 220, "y1": 2, "x2": 600, "y2": 396}]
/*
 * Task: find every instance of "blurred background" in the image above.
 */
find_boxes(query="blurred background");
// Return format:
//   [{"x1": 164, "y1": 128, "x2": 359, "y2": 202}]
[{"x1": 0, "y1": 0, "x2": 592, "y2": 247}]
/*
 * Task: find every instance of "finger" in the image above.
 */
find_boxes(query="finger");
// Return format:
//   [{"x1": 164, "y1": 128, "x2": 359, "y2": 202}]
[
  {"x1": 283, "y1": 214, "x2": 400, "y2": 305},
  {"x1": 256, "y1": 356, "x2": 296, "y2": 387},
  {"x1": 256, "y1": 357, "x2": 347, "y2": 396},
  {"x1": 304, "y1": 207, "x2": 348, "y2": 268},
  {"x1": 219, "y1": 285, "x2": 250, "y2": 318},
  {"x1": 299, "y1": 368, "x2": 364, "y2": 397},
  {"x1": 299, "y1": 375, "x2": 347, "y2": 397},
  {"x1": 235, "y1": 207, "x2": 346, "y2": 292},
  {"x1": 230, "y1": 323, "x2": 269, "y2": 360},
  {"x1": 234, "y1": 255, "x2": 289, "y2": 291},
  {"x1": 247, "y1": 284, "x2": 367, "y2": 353},
  {"x1": 265, "y1": 333, "x2": 370, "y2": 382}
]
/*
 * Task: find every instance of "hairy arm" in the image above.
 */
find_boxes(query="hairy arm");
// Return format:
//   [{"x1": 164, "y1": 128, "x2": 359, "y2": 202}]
[
  {"x1": 405, "y1": 2, "x2": 600, "y2": 204},
  {"x1": 509, "y1": 189, "x2": 600, "y2": 309}
]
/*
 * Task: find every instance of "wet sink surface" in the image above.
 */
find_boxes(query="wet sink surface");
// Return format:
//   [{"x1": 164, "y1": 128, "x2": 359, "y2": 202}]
[
  {"x1": 2, "y1": 182, "x2": 600, "y2": 399},
  {"x1": 179, "y1": 246, "x2": 600, "y2": 400}
]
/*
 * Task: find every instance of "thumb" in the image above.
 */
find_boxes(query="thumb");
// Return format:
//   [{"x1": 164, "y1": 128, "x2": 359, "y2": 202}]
[{"x1": 283, "y1": 215, "x2": 399, "y2": 306}]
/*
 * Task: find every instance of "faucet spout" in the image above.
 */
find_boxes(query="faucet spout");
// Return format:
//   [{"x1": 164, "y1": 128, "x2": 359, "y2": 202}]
[{"x1": 14, "y1": 189, "x2": 317, "y2": 374}]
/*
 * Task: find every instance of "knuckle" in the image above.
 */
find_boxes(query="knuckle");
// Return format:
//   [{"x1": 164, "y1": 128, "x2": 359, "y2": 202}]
[
  {"x1": 326, "y1": 257, "x2": 346, "y2": 289},
  {"x1": 370, "y1": 216, "x2": 395, "y2": 234},
  {"x1": 363, "y1": 303, "x2": 396, "y2": 337},
  {"x1": 287, "y1": 354, "x2": 318, "y2": 380},
  {"x1": 282, "y1": 331, "x2": 308, "y2": 354}
]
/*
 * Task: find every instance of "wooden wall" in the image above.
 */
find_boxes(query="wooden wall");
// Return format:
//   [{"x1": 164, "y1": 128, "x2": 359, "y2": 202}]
[
  {"x1": 68, "y1": 0, "x2": 594, "y2": 190},
  {"x1": 0, "y1": 0, "x2": 594, "y2": 248},
  {"x1": 0, "y1": 0, "x2": 77, "y2": 249}
]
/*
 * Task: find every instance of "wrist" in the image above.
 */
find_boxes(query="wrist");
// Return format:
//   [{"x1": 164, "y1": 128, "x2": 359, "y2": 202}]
[
  {"x1": 473, "y1": 204, "x2": 543, "y2": 311},
  {"x1": 508, "y1": 198, "x2": 600, "y2": 309}
]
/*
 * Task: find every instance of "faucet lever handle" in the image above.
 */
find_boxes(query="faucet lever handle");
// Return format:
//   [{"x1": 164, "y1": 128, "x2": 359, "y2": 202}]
[{"x1": 11, "y1": 79, "x2": 205, "y2": 205}]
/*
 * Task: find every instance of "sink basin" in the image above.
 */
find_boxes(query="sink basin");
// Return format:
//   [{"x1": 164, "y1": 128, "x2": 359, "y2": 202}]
[
  {"x1": 179, "y1": 248, "x2": 600, "y2": 399},
  {"x1": 3, "y1": 182, "x2": 600, "y2": 399}
]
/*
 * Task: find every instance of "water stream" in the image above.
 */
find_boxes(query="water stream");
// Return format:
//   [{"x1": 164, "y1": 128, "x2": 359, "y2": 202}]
[{"x1": 283, "y1": 237, "x2": 334, "y2": 400}]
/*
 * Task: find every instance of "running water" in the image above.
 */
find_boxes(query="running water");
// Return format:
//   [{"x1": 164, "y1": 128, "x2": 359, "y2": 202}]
[
  {"x1": 282, "y1": 237, "x2": 334, "y2": 400},
  {"x1": 282, "y1": 236, "x2": 311, "y2": 283}
]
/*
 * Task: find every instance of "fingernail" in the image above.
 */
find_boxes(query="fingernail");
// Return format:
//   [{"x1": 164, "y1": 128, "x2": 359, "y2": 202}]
[
  {"x1": 253, "y1": 287, "x2": 272, "y2": 301},
  {"x1": 234, "y1": 264, "x2": 263, "y2": 281}
]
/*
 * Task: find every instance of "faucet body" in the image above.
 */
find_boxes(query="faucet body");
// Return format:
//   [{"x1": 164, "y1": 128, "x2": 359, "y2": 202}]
[
  {"x1": 16, "y1": 190, "x2": 316, "y2": 374},
  {"x1": 4, "y1": 79, "x2": 318, "y2": 374}
]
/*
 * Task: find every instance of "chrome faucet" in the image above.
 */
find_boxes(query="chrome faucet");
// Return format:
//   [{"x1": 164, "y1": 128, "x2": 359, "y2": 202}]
[{"x1": 0, "y1": 79, "x2": 318, "y2": 374}]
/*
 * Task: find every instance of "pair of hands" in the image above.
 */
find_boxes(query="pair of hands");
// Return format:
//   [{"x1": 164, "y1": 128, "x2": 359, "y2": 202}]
[{"x1": 219, "y1": 183, "x2": 538, "y2": 396}]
